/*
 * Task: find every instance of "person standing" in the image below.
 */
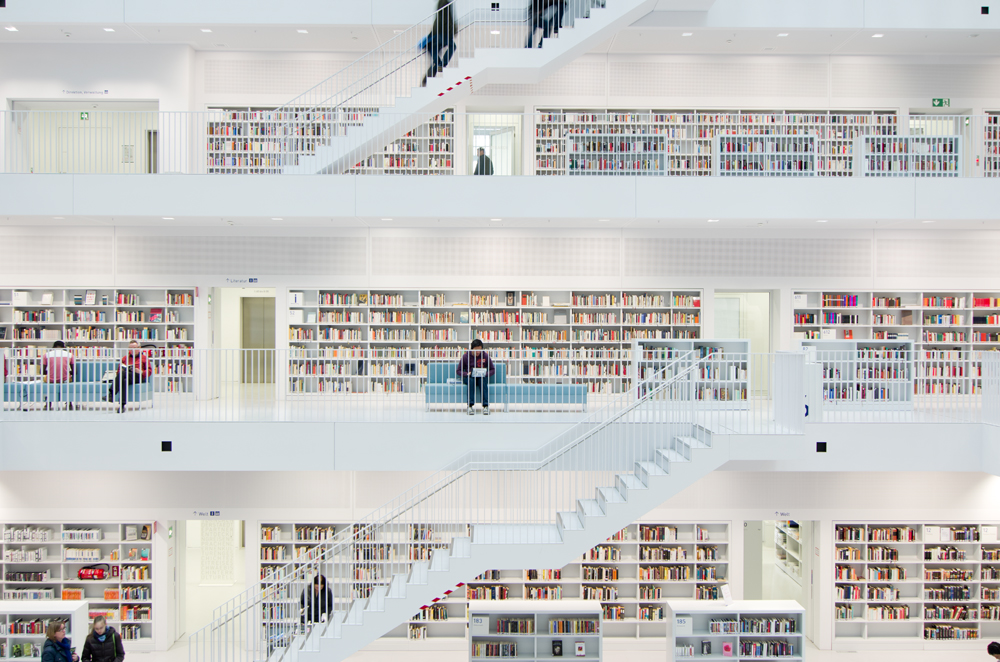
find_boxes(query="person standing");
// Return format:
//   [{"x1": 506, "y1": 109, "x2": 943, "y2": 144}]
[
  {"x1": 457, "y1": 339, "x2": 495, "y2": 415},
  {"x1": 42, "y1": 620, "x2": 79, "y2": 662},
  {"x1": 42, "y1": 340, "x2": 75, "y2": 411},
  {"x1": 106, "y1": 340, "x2": 151, "y2": 414},
  {"x1": 300, "y1": 575, "x2": 334, "y2": 626},
  {"x1": 81, "y1": 616, "x2": 124, "y2": 662},
  {"x1": 473, "y1": 147, "x2": 494, "y2": 175},
  {"x1": 421, "y1": 0, "x2": 457, "y2": 87}
]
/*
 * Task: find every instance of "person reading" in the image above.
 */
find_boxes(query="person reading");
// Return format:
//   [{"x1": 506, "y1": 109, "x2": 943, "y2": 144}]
[{"x1": 457, "y1": 339, "x2": 495, "y2": 415}]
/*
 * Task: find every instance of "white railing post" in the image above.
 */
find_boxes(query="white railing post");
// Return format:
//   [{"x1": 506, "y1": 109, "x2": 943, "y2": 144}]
[
  {"x1": 983, "y1": 352, "x2": 1000, "y2": 427},
  {"x1": 773, "y1": 351, "x2": 806, "y2": 433}
]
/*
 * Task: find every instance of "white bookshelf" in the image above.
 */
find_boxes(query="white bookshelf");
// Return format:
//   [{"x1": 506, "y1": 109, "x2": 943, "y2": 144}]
[
  {"x1": 468, "y1": 600, "x2": 601, "y2": 662},
  {"x1": 634, "y1": 339, "x2": 751, "y2": 410},
  {"x1": 774, "y1": 521, "x2": 802, "y2": 586},
  {"x1": 798, "y1": 340, "x2": 914, "y2": 411},
  {"x1": 715, "y1": 136, "x2": 816, "y2": 176},
  {"x1": 985, "y1": 112, "x2": 1000, "y2": 177},
  {"x1": 0, "y1": 600, "x2": 87, "y2": 660},
  {"x1": 0, "y1": 287, "x2": 196, "y2": 394},
  {"x1": 0, "y1": 522, "x2": 157, "y2": 651},
  {"x1": 349, "y1": 111, "x2": 455, "y2": 175},
  {"x1": 862, "y1": 136, "x2": 962, "y2": 177},
  {"x1": 534, "y1": 109, "x2": 897, "y2": 176},
  {"x1": 833, "y1": 522, "x2": 1000, "y2": 648},
  {"x1": 792, "y1": 290, "x2": 997, "y2": 397},
  {"x1": 285, "y1": 289, "x2": 702, "y2": 396},
  {"x1": 667, "y1": 599, "x2": 804, "y2": 660},
  {"x1": 254, "y1": 521, "x2": 729, "y2": 642}
]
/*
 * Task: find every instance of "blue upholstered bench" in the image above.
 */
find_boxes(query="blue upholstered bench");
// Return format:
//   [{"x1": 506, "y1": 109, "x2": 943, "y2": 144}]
[
  {"x1": 425, "y1": 362, "x2": 507, "y2": 411},
  {"x1": 506, "y1": 383, "x2": 588, "y2": 411},
  {"x1": 20, "y1": 361, "x2": 153, "y2": 410}
]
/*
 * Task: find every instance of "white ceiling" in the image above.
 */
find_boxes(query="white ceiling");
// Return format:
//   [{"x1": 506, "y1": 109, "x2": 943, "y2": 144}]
[
  {"x1": 0, "y1": 215, "x2": 995, "y2": 231},
  {"x1": 0, "y1": 21, "x2": 997, "y2": 55}
]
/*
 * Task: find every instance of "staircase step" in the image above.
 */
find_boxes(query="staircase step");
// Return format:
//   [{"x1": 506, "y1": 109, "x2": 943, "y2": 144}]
[
  {"x1": 558, "y1": 511, "x2": 584, "y2": 531},
  {"x1": 658, "y1": 448, "x2": 690, "y2": 464},
  {"x1": 677, "y1": 434, "x2": 709, "y2": 449},
  {"x1": 429, "y1": 548, "x2": 450, "y2": 573},
  {"x1": 636, "y1": 461, "x2": 667, "y2": 484},
  {"x1": 364, "y1": 585, "x2": 387, "y2": 612},
  {"x1": 597, "y1": 486, "x2": 625, "y2": 508},
  {"x1": 387, "y1": 573, "x2": 408, "y2": 599},
  {"x1": 344, "y1": 599, "x2": 366, "y2": 626},
  {"x1": 409, "y1": 560, "x2": 429, "y2": 585},
  {"x1": 577, "y1": 498, "x2": 605, "y2": 519},
  {"x1": 451, "y1": 536, "x2": 472, "y2": 558}
]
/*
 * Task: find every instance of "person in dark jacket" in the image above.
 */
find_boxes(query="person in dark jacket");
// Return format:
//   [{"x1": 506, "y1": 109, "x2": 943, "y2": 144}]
[
  {"x1": 989, "y1": 640, "x2": 1000, "y2": 659},
  {"x1": 526, "y1": 0, "x2": 561, "y2": 48},
  {"x1": 42, "y1": 620, "x2": 79, "y2": 662},
  {"x1": 473, "y1": 147, "x2": 494, "y2": 175},
  {"x1": 457, "y1": 339, "x2": 496, "y2": 415},
  {"x1": 300, "y1": 575, "x2": 334, "y2": 625},
  {"x1": 81, "y1": 616, "x2": 124, "y2": 662},
  {"x1": 421, "y1": 0, "x2": 457, "y2": 87}
]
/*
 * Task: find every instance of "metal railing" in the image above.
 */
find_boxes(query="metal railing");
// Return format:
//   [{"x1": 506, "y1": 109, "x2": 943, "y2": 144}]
[
  {"x1": 2, "y1": 111, "x2": 997, "y2": 177},
  {"x1": 3, "y1": 346, "x2": 997, "y2": 426},
  {"x1": 188, "y1": 349, "x2": 707, "y2": 662}
]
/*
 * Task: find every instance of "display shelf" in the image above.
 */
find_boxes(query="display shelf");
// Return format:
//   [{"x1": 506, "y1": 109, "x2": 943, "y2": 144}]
[
  {"x1": 284, "y1": 289, "x2": 701, "y2": 395},
  {"x1": 0, "y1": 600, "x2": 88, "y2": 660},
  {"x1": 535, "y1": 109, "x2": 897, "y2": 176},
  {"x1": 0, "y1": 288, "x2": 196, "y2": 395},
  {"x1": 255, "y1": 520, "x2": 728, "y2": 641},
  {"x1": 799, "y1": 339, "x2": 914, "y2": 411},
  {"x1": 468, "y1": 600, "x2": 601, "y2": 662},
  {"x1": 667, "y1": 599, "x2": 804, "y2": 661},
  {"x1": 863, "y1": 136, "x2": 962, "y2": 177},
  {"x1": 349, "y1": 111, "x2": 455, "y2": 175},
  {"x1": 792, "y1": 290, "x2": 1000, "y2": 396},
  {"x1": 833, "y1": 522, "x2": 1000, "y2": 647},
  {"x1": 774, "y1": 521, "x2": 803, "y2": 586},
  {"x1": 0, "y1": 523, "x2": 156, "y2": 651},
  {"x1": 715, "y1": 136, "x2": 816, "y2": 176},
  {"x1": 632, "y1": 339, "x2": 750, "y2": 409}
]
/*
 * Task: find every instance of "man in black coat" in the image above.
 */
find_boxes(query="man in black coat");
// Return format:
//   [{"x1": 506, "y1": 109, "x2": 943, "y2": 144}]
[{"x1": 473, "y1": 148, "x2": 494, "y2": 175}]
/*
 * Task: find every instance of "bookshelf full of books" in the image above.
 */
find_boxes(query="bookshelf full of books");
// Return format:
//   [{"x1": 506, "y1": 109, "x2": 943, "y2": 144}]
[
  {"x1": 534, "y1": 109, "x2": 898, "y2": 176},
  {"x1": 833, "y1": 522, "x2": 1000, "y2": 648},
  {"x1": 667, "y1": 599, "x2": 804, "y2": 661},
  {"x1": 633, "y1": 339, "x2": 751, "y2": 409},
  {"x1": 0, "y1": 522, "x2": 158, "y2": 651},
  {"x1": 862, "y1": 136, "x2": 962, "y2": 177},
  {"x1": 205, "y1": 106, "x2": 377, "y2": 174},
  {"x1": 985, "y1": 112, "x2": 1000, "y2": 177},
  {"x1": 793, "y1": 290, "x2": 1000, "y2": 397},
  {"x1": 0, "y1": 287, "x2": 196, "y2": 394},
  {"x1": 348, "y1": 111, "x2": 455, "y2": 175},
  {"x1": 285, "y1": 289, "x2": 702, "y2": 397},
  {"x1": 254, "y1": 520, "x2": 729, "y2": 642},
  {"x1": 799, "y1": 339, "x2": 914, "y2": 411},
  {"x1": 0, "y1": 600, "x2": 88, "y2": 661},
  {"x1": 467, "y1": 600, "x2": 602, "y2": 662}
]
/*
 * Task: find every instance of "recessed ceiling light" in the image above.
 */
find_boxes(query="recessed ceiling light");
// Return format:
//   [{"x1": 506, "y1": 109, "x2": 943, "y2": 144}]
[
  {"x1": 598, "y1": 219, "x2": 610, "y2": 222},
  {"x1": 393, "y1": 30, "x2": 404, "y2": 34},
  {"x1": 682, "y1": 32, "x2": 693, "y2": 37},
  {"x1": 490, "y1": 30, "x2": 500, "y2": 35},
  {"x1": 271, "y1": 217, "x2": 283, "y2": 221},
  {"x1": 490, "y1": 218, "x2": 502, "y2": 221},
  {"x1": 777, "y1": 33, "x2": 789, "y2": 37},
  {"x1": 4, "y1": 27, "x2": 17, "y2": 32},
  {"x1": 381, "y1": 218, "x2": 393, "y2": 221},
  {"x1": 201, "y1": 28, "x2": 213, "y2": 33},
  {"x1": 922, "y1": 220, "x2": 935, "y2": 224},
  {"x1": 763, "y1": 47, "x2": 774, "y2": 51},
  {"x1": 53, "y1": 217, "x2": 64, "y2": 220},
  {"x1": 707, "y1": 219, "x2": 720, "y2": 223},
  {"x1": 162, "y1": 217, "x2": 174, "y2": 220},
  {"x1": 297, "y1": 29, "x2": 308, "y2": 34},
  {"x1": 816, "y1": 219, "x2": 828, "y2": 223},
  {"x1": 104, "y1": 28, "x2": 115, "y2": 32},
  {"x1": 872, "y1": 33, "x2": 884, "y2": 38}
]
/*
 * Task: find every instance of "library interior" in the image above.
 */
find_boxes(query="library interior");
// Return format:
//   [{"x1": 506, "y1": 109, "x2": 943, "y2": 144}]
[{"x1": 3, "y1": 1, "x2": 1000, "y2": 661}]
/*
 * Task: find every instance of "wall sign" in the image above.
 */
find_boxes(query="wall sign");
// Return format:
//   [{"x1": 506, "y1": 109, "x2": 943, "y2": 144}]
[{"x1": 932, "y1": 98, "x2": 951, "y2": 108}]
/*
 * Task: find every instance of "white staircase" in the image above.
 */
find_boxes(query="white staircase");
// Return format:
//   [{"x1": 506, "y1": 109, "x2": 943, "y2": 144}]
[
  {"x1": 292, "y1": 427, "x2": 727, "y2": 662},
  {"x1": 280, "y1": 0, "x2": 657, "y2": 174}
]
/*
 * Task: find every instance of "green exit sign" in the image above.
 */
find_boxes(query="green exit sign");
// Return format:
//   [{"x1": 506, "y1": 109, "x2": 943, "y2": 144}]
[
  {"x1": 932, "y1": 98, "x2": 951, "y2": 108},
  {"x1": 79, "y1": 111, "x2": 89, "y2": 120}
]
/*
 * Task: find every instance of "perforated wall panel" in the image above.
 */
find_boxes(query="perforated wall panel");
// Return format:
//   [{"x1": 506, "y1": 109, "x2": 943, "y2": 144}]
[
  {"x1": 0, "y1": 235, "x2": 113, "y2": 276},
  {"x1": 204, "y1": 59, "x2": 354, "y2": 96},
  {"x1": 371, "y1": 236, "x2": 620, "y2": 277},
  {"x1": 875, "y1": 234, "x2": 1000, "y2": 279},
  {"x1": 624, "y1": 237, "x2": 872, "y2": 278},
  {"x1": 608, "y1": 60, "x2": 829, "y2": 98},
  {"x1": 116, "y1": 236, "x2": 367, "y2": 276},
  {"x1": 832, "y1": 62, "x2": 1000, "y2": 99},
  {"x1": 474, "y1": 60, "x2": 609, "y2": 97}
]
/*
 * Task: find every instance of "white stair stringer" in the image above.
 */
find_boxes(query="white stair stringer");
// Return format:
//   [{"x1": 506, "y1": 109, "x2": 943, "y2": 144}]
[
  {"x1": 298, "y1": 427, "x2": 731, "y2": 662},
  {"x1": 282, "y1": 0, "x2": 657, "y2": 175}
]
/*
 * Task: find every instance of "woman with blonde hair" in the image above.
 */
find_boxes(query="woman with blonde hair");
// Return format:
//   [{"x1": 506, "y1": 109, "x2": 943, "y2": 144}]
[
  {"x1": 41, "y1": 620, "x2": 79, "y2": 662},
  {"x1": 81, "y1": 616, "x2": 124, "y2": 662}
]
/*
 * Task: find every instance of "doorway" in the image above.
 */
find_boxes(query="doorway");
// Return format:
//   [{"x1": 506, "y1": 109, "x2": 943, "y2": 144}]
[
  {"x1": 180, "y1": 520, "x2": 247, "y2": 638},
  {"x1": 745, "y1": 520, "x2": 819, "y2": 644},
  {"x1": 241, "y1": 297, "x2": 275, "y2": 383},
  {"x1": 715, "y1": 292, "x2": 771, "y2": 396},
  {"x1": 468, "y1": 113, "x2": 521, "y2": 175}
]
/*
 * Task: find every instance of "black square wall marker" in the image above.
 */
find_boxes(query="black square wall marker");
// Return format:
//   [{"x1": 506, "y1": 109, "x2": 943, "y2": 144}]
[
  {"x1": 162, "y1": 441, "x2": 173, "y2": 452},
  {"x1": 816, "y1": 442, "x2": 827, "y2": 453},
  {"x1": 984, "y1": 6, "x2": 990, "y2": 14}
]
